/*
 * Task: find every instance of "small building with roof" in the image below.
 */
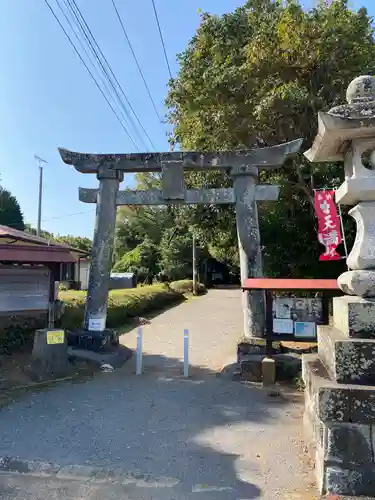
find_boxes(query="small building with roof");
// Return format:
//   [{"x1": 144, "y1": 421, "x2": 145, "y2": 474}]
[{"x1": 0, "y1": 225, "x2": 88, "y2": 325}]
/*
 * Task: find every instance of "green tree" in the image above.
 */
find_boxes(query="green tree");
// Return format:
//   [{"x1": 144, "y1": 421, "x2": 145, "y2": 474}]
[
  {"x1": 0, "y1": 186, "x2": 24, "y2": 230},
  {"x1": 24, "y1": 224, "x2": 53, "y2": 239},
  {"x1": 112, "y1": 238, "x2": 160, "y2": 283},
  {"x1": 159, "y1": 230, "x2": 193, "y2": 281},
  {"x1": 54, "y1": 235, "x2": 92, "y2": 254},
  {"x1": 166, "y1": 0, "x2": 374, "y2": 277}
]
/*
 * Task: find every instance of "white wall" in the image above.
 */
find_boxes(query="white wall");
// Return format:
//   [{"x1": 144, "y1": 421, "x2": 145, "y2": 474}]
[{"x1": 77, "y1": 260, "x2": 90, "y2": 290}]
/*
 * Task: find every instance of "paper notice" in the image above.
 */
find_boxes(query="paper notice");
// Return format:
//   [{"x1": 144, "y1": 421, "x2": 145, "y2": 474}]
[
  {"x1": 294, "y1": 321, "x2": 316, "y2": 338},
  {"x1": 273, "y1": 318, "x2": 294, "y2": 334},
  {"x1": 88, "y1": 317, "x2": 106, "y2": 331},
  {"x1": 275, "y1": 298, "x2": 293, "y2": 319}
]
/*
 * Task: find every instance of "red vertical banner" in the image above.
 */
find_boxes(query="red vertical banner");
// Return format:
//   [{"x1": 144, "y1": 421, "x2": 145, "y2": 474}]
[{"x1": 314, "y1": 190, "x2": 342, "y2": 261}]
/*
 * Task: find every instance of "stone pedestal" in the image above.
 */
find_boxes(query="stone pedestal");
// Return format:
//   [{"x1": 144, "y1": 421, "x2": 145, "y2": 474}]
[
  {"x1": 303, "y1": 75, "x2": 375, "y2": 497},
  {"x1": 303, "y1": 296, "x2": 375, "y2": 496},
  {"x1": 303, "y1": 352, "x2": 375, "y2": 496},
  {"x1": 28, "y1": 328, "x2": 70, "y2": 381}
]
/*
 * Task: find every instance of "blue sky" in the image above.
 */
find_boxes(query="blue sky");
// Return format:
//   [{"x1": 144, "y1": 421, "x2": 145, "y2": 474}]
[{"x1": 0, "y1": 0, "x2": 373, "y2": 238}]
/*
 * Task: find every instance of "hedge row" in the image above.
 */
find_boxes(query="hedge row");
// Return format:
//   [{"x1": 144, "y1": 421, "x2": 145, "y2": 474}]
[
  {"x1": 0, "y1": 285, "x2": 184, "y2": 353},
  {"x1": 58, "y1": 284, "x2": 184, "y2": 329},
  {"x1": 169, "y1": 279, "x2": 206, "y2": 295}
]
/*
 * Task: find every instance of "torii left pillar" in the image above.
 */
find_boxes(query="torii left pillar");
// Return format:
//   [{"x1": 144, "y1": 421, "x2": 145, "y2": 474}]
[{"x1": 84, "y1": 167, "x2": 123, "y2": 332}]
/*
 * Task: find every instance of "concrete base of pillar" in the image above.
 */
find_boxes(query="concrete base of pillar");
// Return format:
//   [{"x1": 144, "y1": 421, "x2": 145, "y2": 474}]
[
  {"x1": 68, "y1": 345, "x2": 132, "y2": 370},
  {"x1": 28, "y1": 328, "x2": 70, "y2": 381},
  {"x1": 66, "y1": 329, "x2": 119, "y2": 352},
  {"x1": 240, "y1": 353, "x2": 301, "y2": 382},
  {"x1": 302, "y1": 354, "x2": 375, "y2": 496}
]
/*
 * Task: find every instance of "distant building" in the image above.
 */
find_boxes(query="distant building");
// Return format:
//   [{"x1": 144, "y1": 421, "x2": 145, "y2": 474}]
[{"x1": 0, "y1": 225, "x2": 88, "y2": 325}]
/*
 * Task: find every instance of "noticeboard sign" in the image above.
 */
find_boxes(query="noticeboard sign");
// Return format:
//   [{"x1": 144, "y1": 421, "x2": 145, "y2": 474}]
[{"x1": 271, "y1": 297, "x2": 323, "y2": 340}]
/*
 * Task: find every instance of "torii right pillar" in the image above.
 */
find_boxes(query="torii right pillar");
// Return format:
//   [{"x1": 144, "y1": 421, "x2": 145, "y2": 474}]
[{"x1": 304, "y1": 75, "x2": 375, "y2": 496}]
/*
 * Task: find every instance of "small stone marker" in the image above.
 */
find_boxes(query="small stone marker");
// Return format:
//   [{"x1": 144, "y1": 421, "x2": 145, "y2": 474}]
[
  {"x1": 261, "y1": 357, "x2": 276, "y2": 386},
  {"x1": 29, "y1": 328, "x2": 69, "y2": 381}
]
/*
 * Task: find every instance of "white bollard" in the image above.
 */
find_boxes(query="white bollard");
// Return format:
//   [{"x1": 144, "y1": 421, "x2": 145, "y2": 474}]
[
  {"x1": 136, "y1": 327, "x2": 143, "y2": 375},
  {"x1": 184, "y1": 329, "x2": 189, "y2": 377}
]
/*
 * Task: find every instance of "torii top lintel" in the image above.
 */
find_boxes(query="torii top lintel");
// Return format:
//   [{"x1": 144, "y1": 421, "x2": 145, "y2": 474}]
[{"x1": 58, "y1": 139, "x2": 303, "y2": 174}]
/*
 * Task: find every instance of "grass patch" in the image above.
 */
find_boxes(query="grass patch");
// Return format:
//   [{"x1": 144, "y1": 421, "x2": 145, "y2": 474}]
[
  {"x1": 169, "y1": 279, "x2": 206, "y2": 295},
  {"x1": 58, "y1": 284, "x2": 184, "y2": 329}
]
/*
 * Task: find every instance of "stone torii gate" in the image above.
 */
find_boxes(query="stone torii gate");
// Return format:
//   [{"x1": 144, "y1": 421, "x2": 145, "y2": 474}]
[{"x1": 59, "y1": 140, "x2": 302, "y2": 339}]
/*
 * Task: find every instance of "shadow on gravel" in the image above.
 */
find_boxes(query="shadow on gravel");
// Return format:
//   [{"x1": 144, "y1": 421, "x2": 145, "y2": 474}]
[{"x1": 0, "y1": 352, "x2": 300, "y2": 499}]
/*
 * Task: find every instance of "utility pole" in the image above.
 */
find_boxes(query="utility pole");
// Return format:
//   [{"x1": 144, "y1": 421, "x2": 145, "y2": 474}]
[
  {"x1": 34, "y1": 155, "x2": 48, "y2": 237},
  {"x1": 192, "y1": 233, "x2": 197, "y2": 295}
]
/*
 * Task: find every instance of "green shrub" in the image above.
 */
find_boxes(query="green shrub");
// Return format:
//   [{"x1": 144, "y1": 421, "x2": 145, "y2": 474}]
[
  {"x1": 0, "y1": 286, "x2": 184, "y2": 352},
  {"x1": 169, "y1": 279, "x2": 206, "y2": 295},
  {"x1": 0, "y1": 314, "x2": 46, "y2": 354},
  {"x1": 59, "y1": 284, "x2": 183, "y2": 329}
]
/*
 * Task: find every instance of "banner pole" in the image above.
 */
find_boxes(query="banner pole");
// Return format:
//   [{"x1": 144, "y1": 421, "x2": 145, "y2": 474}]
[{"x1": 337, "y1": 202, "x2": 349, "y2": 260}]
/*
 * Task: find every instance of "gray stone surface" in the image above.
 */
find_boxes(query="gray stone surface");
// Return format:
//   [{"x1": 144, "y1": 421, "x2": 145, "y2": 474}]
[
  {"x1": 346, "y1": 202, "x2": 375, "y2": 271},
  {"x1": 318, "y1": 325, "x2": 375, "y2": 384},
  {"x1": 59, "y1": 139, "x2": 303, "y2": 174},
  {"x1": 324, "y1": 423, "x2": 373, "y2": 465},
  {"x1": 233, "y1": 171, "x2": 266, "y2": 338},
  {"x1": 0, "y1": 290, "x2": 314, "y2": 500},
  {"x1": 335, "y1": 177, "x2": 375, "y2": 206},
  {"x1": 29, "y1": 329, "x2": 69, "y2": 381},
  {"x1": 338, "y1": 269, "x2": 375, "y2": 297},
  {"x1": 325, "y1": 464, "x2": 375, "y2": 496},
  {"x1": 302, "y1": 354, "x2": 375, "y2": 423},
  {"x1": 161, "y1": 162, "x2": 184, "y2": 200},
  {"x1": 305, "y1": 389, "x2": 375, "y2": 496},
  {"x1": 79, "y1": 185, "x2": 281, "y2": 206},
  {"x1": 240, "y1": 353, "x2": 301, "y2": 382},
  {"x1": 67, "y1": 345, "x2": 132, "y2": 369},
  {"x1": 346, "y1": 75, "x2": 375, "y2": 104},
  {"x1": 333, "y1": 295, "x2": 375, "y2": 338},
  {"x1": 84, "y1": 170, "x2": 122, "y2": 331},
  {"x1": 240, "y1": 353, "x2": 264, "y2": 381}
]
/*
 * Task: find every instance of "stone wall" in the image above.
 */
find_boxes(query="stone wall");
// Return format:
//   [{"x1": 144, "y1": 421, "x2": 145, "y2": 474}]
[{"x1": 303, "y1": 354, "x2": 375, "y2": 495}]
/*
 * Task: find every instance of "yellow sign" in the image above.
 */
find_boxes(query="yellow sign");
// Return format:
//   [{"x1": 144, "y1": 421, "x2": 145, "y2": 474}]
[{"x1": 47, "y1": 330, "x2": 65, "y2": 345}]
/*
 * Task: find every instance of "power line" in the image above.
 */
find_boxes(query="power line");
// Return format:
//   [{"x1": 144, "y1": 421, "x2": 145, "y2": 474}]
[
  {"x1": 111, "y1": 0, "x2": 163, "y2": 123},
  {"x1": 42, "y1": 208, "x2": 96, "y2": 222},
  {"x1": 4, "y1": 209, "x2": 96, "y2": 229},
  {"x1": 67, "y1": 0, "x2": 156, "y2": 150},
  {"x1": 59, "y1": 0, "x2": 137, "y2": 144},
  {"x1": 44, "y1": 0, "x2": 140, "y2": 150},
  {"x1": 151, "y1": 0, "x2": 172, "y2": 80}
]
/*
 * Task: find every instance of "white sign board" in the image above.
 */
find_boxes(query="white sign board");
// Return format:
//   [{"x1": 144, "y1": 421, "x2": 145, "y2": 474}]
[
  {"x1": 88, "y1": 317, "x2": 106, "y2": 331},
  {"x1": 294, "y1": 321, "x2": 316, "y2": 338},
  {"x1": 273, "y1": 318, "x2": 294, "y2": 334}
]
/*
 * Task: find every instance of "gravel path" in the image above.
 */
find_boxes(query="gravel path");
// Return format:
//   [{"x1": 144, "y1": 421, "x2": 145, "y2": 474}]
[{"x1": 0, "y1": 289, "x2": 316, "y2": 499}]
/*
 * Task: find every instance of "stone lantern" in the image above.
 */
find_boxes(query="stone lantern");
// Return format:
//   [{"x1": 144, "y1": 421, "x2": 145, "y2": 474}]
[{"x1": 303, "y1": 75, "x2": 375, "y2": 496}]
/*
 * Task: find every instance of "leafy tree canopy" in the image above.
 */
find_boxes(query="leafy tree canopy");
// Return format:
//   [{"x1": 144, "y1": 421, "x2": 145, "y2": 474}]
[
  {"x1": 166, "y1": 0, "x2": 375, "y2": 277},
  {"x1": 159, "y1": 229, "x2": 194, "y2": 281},
  {"x1": 0, "y1": 186, "x2": 24, "y2": 231},
  {"x1": 112, "y1": 238, "x2": 160, "y2": 283},
  {"x1": 54, "y1": 235, "x2": 92, "y2": 254}
]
